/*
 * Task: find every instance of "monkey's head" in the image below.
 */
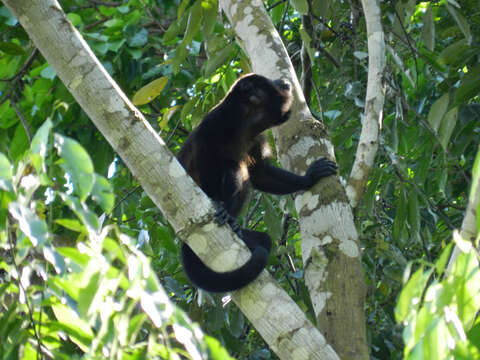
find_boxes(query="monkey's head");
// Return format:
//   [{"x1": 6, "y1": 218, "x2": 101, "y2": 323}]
[{"x1": 229, "y1": 73, "x2": 293, "y2": 133}]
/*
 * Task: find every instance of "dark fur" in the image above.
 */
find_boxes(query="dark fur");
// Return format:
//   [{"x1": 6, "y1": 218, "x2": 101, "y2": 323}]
[{"x1": 178, "y1": 74, "x2": 337, "y2": 292}]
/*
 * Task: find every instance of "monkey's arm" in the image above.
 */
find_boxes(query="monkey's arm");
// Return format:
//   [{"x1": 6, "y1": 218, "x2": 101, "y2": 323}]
[{"x1": 249, "y1": 158, "x2": 337, "y2": 194}]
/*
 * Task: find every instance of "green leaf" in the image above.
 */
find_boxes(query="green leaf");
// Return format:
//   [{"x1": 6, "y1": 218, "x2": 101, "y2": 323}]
[
  {"x1": 446, "y1": 4, "x2": 472, "y2": 44},
  {"x1": 60, "y1": 193, "x2": 99, "y2": 232},
  {"x1": 0, "y1": 41, "x2": 25, "y2": 55},
  {"x1": 439, "y1": 107, "x2": 458, "y2": 151},
  {"x1": 203, "y1": 42, "x2": 236, "y2": 76},
  {"x1": 159, "y1": 105, "x2": 181, "y2": 130},
  {"x1": 163, "y1": 15, "x2": 188, "y2": 43},
  {"x1": 128, "y1": 28, "x2": 148, "y2": 47},
  {"x1": 43, "y1": 245, "x2": 66, "y2": 274},
  {"x1": 421, "y1": 5, "x2": 435, "y2": 52},
  {"x1": 291, "y1": 0, "x2": 309, "y2": 15},
  {"x1": 132, "y1": 76, "x2": 169, "y2": 106},
  {"x1": 427, "y1": 93, "x2": 449, "y2": 133},
  {"x1": 438, "y1": 39, "x2": 469, "y2": 66},
  {"x1": 184, "y1": 1, "x2": 203, "y2": 45},
  {"x1": 395, "y1": 265, "x2": 433, "y2": 322},
  {"x1": 54, "y1": 134, "x2": 94, "y2": 201},
  {"x1": 202, "y1": 0, "x2": 218, "y2": 37},
  {"x1": 8, "y1": 202, "x2": 49, "y2": 247},
  {"x1": 408, "y1": 193, "x2": 420, "y2": 239},
  {"x1": 51, "y1": 304, "x2": 93, "y2": 352},
  {"x1": 91, "y1": 174, "x2": 114, "y2": 213},
  {"x1": 55, "y1": 218, "x2": 86, "y2": 233},
  {"x1": 77, "y1": 271, "x2": 101, "y2": 318},
  {"x1": 455, "y1": 65, "x2": 480, "y2": 105},
  {"x1": 67, "y1": 13, "x2": 82, "y2": 26},
  {"x1": 40, "y1": 66, "x2": 56, "y2": 80},
  {"x1": 0, "y1": 152, "x2": 13, "y2": 192},
  {"x1": 30, "y1": 119, "x2": 52, "y2": 172}
]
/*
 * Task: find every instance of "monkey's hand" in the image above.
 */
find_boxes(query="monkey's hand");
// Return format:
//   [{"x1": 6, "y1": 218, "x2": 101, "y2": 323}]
[
  {"x1": 214, "y1": 201, "x2": 242, "y2": 238},
  {"x1": 305, "y1": 158, "x2": 337, "y2": 187}
]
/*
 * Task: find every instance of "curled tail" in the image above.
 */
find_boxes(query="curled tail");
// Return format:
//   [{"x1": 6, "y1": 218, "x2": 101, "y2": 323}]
[{"x1": 181, "y1": 230, "x2": 271, "y2": 292}]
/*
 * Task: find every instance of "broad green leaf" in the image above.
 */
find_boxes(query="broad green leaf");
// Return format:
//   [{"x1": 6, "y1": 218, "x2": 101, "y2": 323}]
[
  {"x1": 184, "y1": 1, "x2": 203, "y2": 45},
  {"x1": 132, "y1": 76, "x2": 169, "y2": 106},
  {"x1": 423, "y1": 318, "x2": 449, "y2": 360},
  {"x1": 408, "y1": 193, "x2": 420, "y2": 239},
  {"x1": 159, "y1": 105, "x2": 181, "y2": 130},
  {"x1": 395, "y1": 266, "x2": 433, "y2": 322},
  {"x1": 427, "y1": 94, "x2": 449, "y2": 133},
  {"x1": 0, "y1": 152, "x2": 13, "y2": 192},
  {"x1": 205, "y1": 335, "x2": 236, "y2": 360},
  {"x1": 54, "y1": 134, "x2": 94, "y2": 201},
  {"x1": 439, "y1": 107, "x2": 458, "y2": 151},
  {"x1": 173, "y1": 42, "x2": 188, "y2": 74},
  {"x1": 177, "y1": 0, "x2": 190, "y2": 19},
  {"x1": 291, "y1": 0, "x2": 308, "y2": 15},
  {"x1": 55, "y1": 218, "x2": 86, "y2": 233},
  {"x1": 91, "y1": 174, "x2": 114, "y2": 213},
  {"x1": 8, "y1": 202, "x2": 49, "y2": 247},
  {"x1": 31, "y1": 119, "x2": 52, "y2": 158},
  {"x1": 66, "y1": 13, "x2": 82, "y2": 26},
  {"x1": 51, "y1": 304, "x2": 93, "y2": 352},
  {"x1": 203, "y1": 42, "x2": 236, "y2": 76},
  {"x1": 446, "y1": 4, "x2": 472, "y2": 44},
  {"x1": 77, "y1": 271, "x2": 101, "y2": 318},
  {"x1": 438, "y1": 39, "x2": 469, "y2": 66},
  {"x1": 421, "y1": 5, "x2": 435, "y2": 51},
  {"x1": 0, "y1": 41, "x2": 25, "y2": 55},
  {"x1": 455, "y1": 65, "x2": 480, "y2": 105},
  {"x1": 393, "y1": 185, "x2": 408, "y2": 242},
  {"x1": 60, "y1": 193, "x2": 99, "y2": 232},
  {"x1": 128, "y1": 28, "x2": 148, "y2": 47},
  {"x1": 43, "y1": 245, "x2": 66, "y2": 274},
  {"x1": 30, "y1": 119, "x2": 52, "y2": 172},
  {"x1": 163, "y1": 15, "x2": 188, "y2": 43},
  {"x1": 202, "y1": 0, "x2": 218, "y2": 37}
]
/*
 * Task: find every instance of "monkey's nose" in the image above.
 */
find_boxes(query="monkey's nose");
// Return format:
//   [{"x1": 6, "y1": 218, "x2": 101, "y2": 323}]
[{"x1": 274, "y1": 79, "x2": 291, "y2": 91}]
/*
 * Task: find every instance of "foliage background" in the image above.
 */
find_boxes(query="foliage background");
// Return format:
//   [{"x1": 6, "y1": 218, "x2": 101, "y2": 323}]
[{"x1": 0, "y1": 0, "x2": 479, "y2": 359}]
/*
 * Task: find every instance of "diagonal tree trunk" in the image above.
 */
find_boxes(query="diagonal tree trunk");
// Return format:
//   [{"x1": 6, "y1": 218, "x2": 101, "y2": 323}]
[
  {"x1": 220, "y1": 1, "x2": 369, "y2": 358},
  {"x1": 2, "y1": 0, "x2": 339, "y2": 359}
]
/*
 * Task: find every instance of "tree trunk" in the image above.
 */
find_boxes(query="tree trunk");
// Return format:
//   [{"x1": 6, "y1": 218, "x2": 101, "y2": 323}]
[
  {"x1": 220, "y1": 1, "x2": 369, "y2": 358},
  {"x1": 3, "y1": 0, "x2": 339, "y2": 359}
]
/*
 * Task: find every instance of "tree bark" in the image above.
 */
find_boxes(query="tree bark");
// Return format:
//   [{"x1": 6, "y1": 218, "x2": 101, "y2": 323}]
[
  {"x1": 347, "y1": 0, "x2": 386, "y2": 208},
  {"x1": 3, "y1": 0, "x2": 339, "y2": 359},
  {"x1": 220, "y1": 1, "x2": 369, "y2": 358}
]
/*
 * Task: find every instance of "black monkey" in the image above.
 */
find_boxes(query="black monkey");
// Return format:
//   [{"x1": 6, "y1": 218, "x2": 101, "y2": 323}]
[{"x1": 178, "y1": 73, "x2": 337, "y2": 292}]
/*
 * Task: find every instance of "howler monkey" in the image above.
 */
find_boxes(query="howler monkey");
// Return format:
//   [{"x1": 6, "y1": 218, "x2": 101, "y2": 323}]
[{"x1": 178, "y1": 73, "x2": 337, "y2": 292}]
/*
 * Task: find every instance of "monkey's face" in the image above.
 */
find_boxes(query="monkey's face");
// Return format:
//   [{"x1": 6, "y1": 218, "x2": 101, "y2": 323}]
[{"x1": 232, "y1": 74, "x2": 293, "y2": 133}]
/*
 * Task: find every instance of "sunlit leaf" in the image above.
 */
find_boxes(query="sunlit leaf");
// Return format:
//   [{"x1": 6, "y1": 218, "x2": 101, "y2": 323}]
[
  {"x1": 132, "y1": 76, "x2": 169, "y2": 106},
  {"x1": 9, "y1": 202, "x2": 49, "y2": 247},
  {"x1": 54, "y1": 134, "x2": 94, "y2": 201},
  {"x1": 91, "y1": 174, "x2": 114, "y2": 213},
  {"x1": 0, "y1": 152, "x2": 13, "y2": 192},
  {"x1": 51, "y1": 304, "x2": 93, "y2": 352}
]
